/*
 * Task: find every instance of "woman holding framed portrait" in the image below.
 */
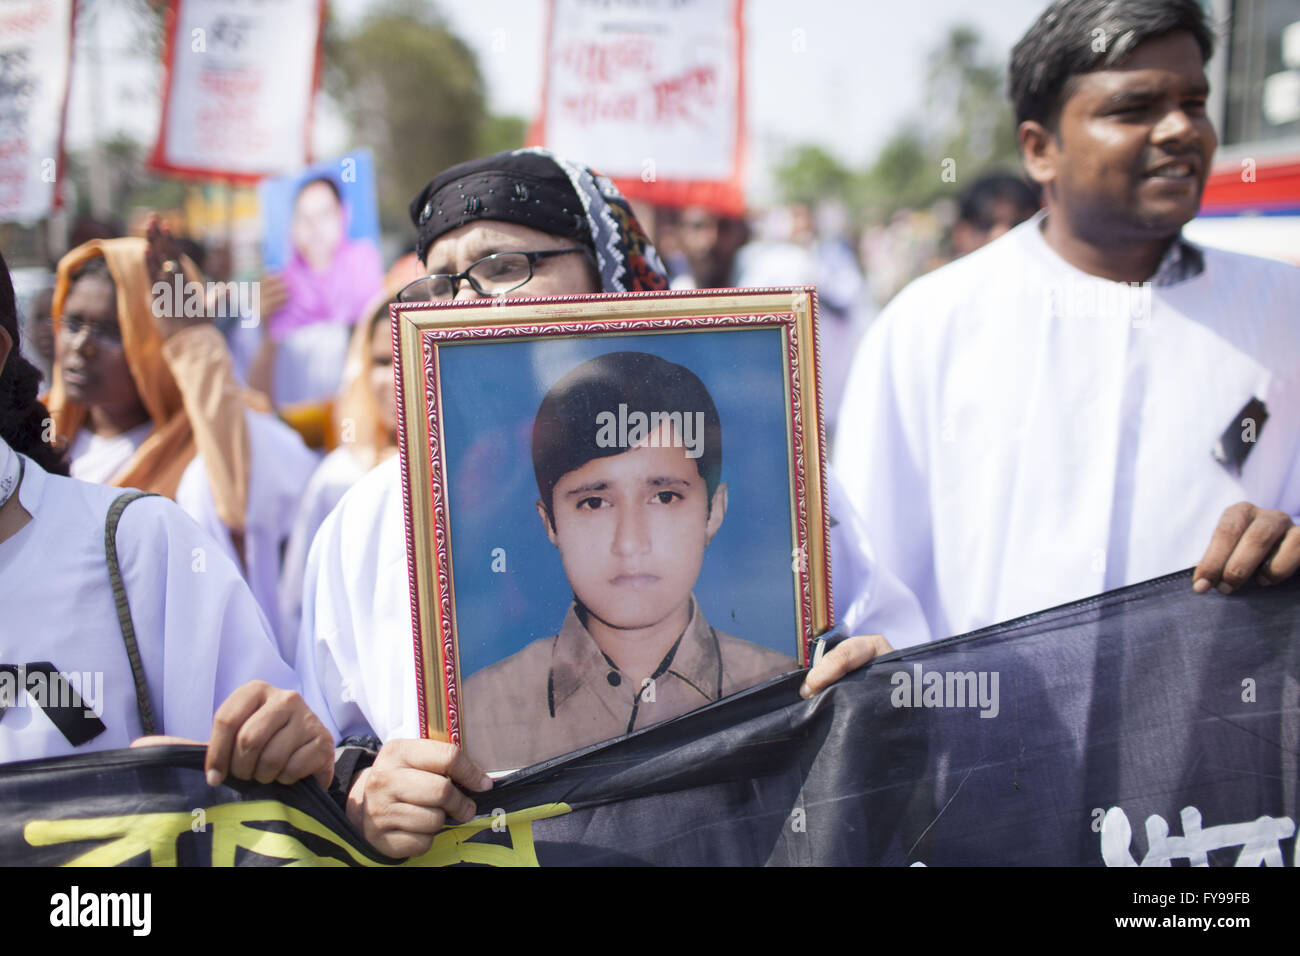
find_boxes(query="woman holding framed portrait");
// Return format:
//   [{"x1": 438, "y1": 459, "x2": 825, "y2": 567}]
[{"x1": 295, "y1": 148, "x2": 929, "y2": 858}]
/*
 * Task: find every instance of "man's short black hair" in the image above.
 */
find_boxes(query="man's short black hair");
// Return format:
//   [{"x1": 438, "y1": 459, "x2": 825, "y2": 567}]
[
  {"x1": 957, "y1": 172, "x2": 1041, "y2": 230},
  {"x1": 532, "y1": 351, "x2": 722, "y2": 525},
  {"x1": 1009, "y1": 0, "x2": 1215, "y2": 129}
]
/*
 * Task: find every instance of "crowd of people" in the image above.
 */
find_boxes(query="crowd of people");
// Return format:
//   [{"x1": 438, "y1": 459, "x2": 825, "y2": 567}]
[{"x1": 2, "y1": 0, "x2": 1298, "y2": 861}]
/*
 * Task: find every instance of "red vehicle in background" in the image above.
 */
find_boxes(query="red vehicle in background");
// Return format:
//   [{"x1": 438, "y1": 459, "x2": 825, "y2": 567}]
[{"x1": 1185, "y1": 0, "x2": 1300, "y2": 264}]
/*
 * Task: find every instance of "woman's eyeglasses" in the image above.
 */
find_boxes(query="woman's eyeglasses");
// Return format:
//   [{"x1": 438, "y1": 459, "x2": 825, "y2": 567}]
[{"x1": 396, "y1": 248, "x2": 591, "y2": 303}]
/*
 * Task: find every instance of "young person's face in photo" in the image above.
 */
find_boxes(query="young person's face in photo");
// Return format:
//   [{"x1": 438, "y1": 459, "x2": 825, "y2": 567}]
[
  {"x1": 539, "y1": 421, "x2": 727, "y2": 633},
  {"x1": 1037, "y1": 30, "x2": 1215, "y2": 243}
]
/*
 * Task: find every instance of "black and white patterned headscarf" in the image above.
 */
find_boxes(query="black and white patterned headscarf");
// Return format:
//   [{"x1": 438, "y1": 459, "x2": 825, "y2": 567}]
[{"x1": 408, "y1": 147, "x2": 668, "y2": 294}]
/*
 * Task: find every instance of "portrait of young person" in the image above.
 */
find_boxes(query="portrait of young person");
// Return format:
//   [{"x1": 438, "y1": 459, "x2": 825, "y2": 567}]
[{"x1": 440, "y1": 330, "x2": 803, "y2": 771}]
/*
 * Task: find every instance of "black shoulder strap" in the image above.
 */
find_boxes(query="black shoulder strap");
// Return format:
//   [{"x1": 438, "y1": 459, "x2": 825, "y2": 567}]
[{"x1": 105, "y1": 490, "x2": 161, "y2": 737}]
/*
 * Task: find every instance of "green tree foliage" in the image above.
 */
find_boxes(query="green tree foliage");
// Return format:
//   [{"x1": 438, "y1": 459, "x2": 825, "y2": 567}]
[
  {"x1": 773, "y1": 24, "x2": 1022, "y2": 222},
  {"x1": 324, "y1": 0, "x2": 488, "y2": 234},
  {"x1": 477, "y1": 114, "x2": 528, "y2": 158},
  {"x1": 772, "y1": 144, "x2": 855, "y2": 207},
  {"x1": 924, "y1": 25, "x2": 1020, "y2": 177}
]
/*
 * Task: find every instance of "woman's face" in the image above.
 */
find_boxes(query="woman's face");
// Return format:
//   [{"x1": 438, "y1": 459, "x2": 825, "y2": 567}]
[
  {"x1": 56, "y1": 273, "x2": 143, "y2": 417},
  {"x1": 368, "y1": 315, "x2": 397, "y2": 441},
  {"x1": 291, "y1": 181, "x2": 346, "y2": 272}
]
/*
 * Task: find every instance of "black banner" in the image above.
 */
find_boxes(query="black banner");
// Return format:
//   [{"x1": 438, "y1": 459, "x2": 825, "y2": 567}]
[{"x1": 2, "y1": 570, "x2": 1296, "y2": 866}]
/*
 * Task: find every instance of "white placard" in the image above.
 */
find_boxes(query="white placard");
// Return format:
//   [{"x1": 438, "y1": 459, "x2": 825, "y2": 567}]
[
  {"x1": 152, "y1": 0, "x2": 322, "y2": 179},
  {"x1": 0, "y1": 0, "x2": 73, "y2": 223},
  {"x1": 540, "y1": 0, "x2": 741, "y2": 184}
]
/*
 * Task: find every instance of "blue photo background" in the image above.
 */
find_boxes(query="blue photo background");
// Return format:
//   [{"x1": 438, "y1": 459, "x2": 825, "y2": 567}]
[
  {"x1": 438, "y1": 327, "x2": 799, "y2": 679},
  {"x1": 258, "y1": 149, "x2": 381, "y2": 270}
]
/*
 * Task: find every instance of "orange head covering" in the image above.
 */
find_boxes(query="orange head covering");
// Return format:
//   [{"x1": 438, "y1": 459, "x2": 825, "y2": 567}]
[{"x1": 48, "y1": 238, "x2": 251, "y2": 528}]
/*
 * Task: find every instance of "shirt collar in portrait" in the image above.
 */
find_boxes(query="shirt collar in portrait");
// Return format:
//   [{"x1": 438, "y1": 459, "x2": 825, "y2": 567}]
[{"x1": 547, "y1": 594, "x2": 723, "y2": 726}]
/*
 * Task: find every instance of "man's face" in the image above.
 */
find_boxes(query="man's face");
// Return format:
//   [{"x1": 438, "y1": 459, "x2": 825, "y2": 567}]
[
  {"x1": 57, "y1": 273, "x2": 141, "y2": 412},
  {"x1": 952, "y1": 198, "x2": 1035, "y2": 257},
  {"x1": 423, "y1": 220, "x2": 600, "y2": 299},
  {"x1": 538, "y1": 425, "x2": 726, "y2": 633},
  {"x1": 291, "y1": 181, "x2": 345, "y2": 271},
  {"x1": 1034, "y1": 31, "x2": 1216, "y2": 243},
  {"x1": 678, "y1": 206, "x2": 746, "y2": 288}
]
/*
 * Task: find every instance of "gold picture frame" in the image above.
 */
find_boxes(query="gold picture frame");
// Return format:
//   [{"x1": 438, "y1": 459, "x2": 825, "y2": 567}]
[{"x1": 393, "y1": 287, "x2": 832, "y2": 771}]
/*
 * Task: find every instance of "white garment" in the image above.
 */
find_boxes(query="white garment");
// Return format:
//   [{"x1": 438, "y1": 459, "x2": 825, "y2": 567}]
[
  {"x1": 65, "y1": 409, "x2": 319, "y2": 658},
  {"x1": 0, "y1": 454, "x2": 298, "y2": 764},
  {"x1": 278, "y1": 445, "x2": 368, "y2": 658},
  {"x1": 272, "y1": 322, "x2": 354, "y2": 407},
  {"x1": 173, "y1": 410, "x2": 320, "y2": 661},
  {"x1": 0, "y1": 438, "x2": 19, "y2": 509},
  {"x1": 834, "y1": 215, "x2": 1300, "y2": 640},
  {"x1": 296, "y1": 457, "x2": 930, "y2": 743},
  {"x1": 67, "y1": 421, "x2": 152, "y2": 485}
]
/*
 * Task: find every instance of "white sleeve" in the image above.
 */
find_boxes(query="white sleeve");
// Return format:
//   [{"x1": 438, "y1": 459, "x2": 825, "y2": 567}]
[
  {"x1": 278, "y1": 455, "x2": 352, "y2": 656},
  {"x1": 827, "y1": 468, "x2": 930, "y2": 648},
  {"x1": 115, "y1": 496, "x2": 301, "y2": 742},
  {"x1": 833, "y1": 291, "x2": 945, "y2": 638},
  {"x1": 242, "y1": 410, "x2": 322, "y2": 661},
  {"x1": 294, "y1": 500, "x2": 372, "y2": 744}
]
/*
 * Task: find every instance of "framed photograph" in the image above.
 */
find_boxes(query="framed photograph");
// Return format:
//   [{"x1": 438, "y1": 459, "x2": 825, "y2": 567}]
[{"x1": 394, "y1": 288, "x2": 832, "y2": 772}]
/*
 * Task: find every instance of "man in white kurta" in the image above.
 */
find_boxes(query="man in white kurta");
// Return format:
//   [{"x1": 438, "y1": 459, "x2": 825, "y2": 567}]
[
  {"x1": 834, "y1": 11, "x2": 1300, "y2": 640},
  {"x1": 0, "y1": 451, "x2": 311, "y2": 765},
  {"x1": 835, "y1": 213, "x2": 1300, "y2": 639}
]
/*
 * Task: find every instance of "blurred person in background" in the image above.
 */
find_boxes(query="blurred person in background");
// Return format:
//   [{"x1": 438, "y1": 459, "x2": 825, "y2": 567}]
[
  {"x1": 23, "y1": 286, "x2": 56, "y2": 382},
  {"x1": 6, "y1": 269, "x2": 56, "y2": 386},
  {"x1": 858, "y1": 208, "x2": 948, "y2": 306},
  {"x1": 278, "y1": 256, "x2": 422, "y2": 650},
  {"x1": 670, "y1": 204, "x2": 751, "y2": 290},
  {"x1": 1, "y1": 246, "x2": 332, "y2": 784},
  {"x1": 45, "y1": 219, "x2": 318, "y2": 656},
  {"x1": 949, "y1": 171, "x2": 1041, "y2": 258},
  {"x1": 733, "y1": 203, "x2": 875, "y2": 445}
]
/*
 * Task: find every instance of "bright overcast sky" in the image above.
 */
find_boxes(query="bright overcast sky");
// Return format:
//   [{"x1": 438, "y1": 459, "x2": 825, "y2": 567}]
[{"x1": 71, "y1": 0, "x2": 1053, "y2": 203}]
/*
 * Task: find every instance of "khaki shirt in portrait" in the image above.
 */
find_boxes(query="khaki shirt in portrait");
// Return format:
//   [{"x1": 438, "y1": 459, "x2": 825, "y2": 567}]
[{"x1": 462, "y1": 595, "x2": 796, "y2": 771}]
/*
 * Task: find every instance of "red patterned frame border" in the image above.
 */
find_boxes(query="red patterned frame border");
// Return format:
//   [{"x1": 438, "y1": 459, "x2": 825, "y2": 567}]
[{"x1": 393, "y1": 288, "x2": 832, "y2": 744}]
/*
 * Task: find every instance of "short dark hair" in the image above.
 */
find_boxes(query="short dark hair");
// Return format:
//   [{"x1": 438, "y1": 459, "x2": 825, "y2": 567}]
[
  {"x1": 1009, "y1": 0, "x2": 1215, "y2": 128},
  {"x1": 532, "y1": 351, "x2": 722, "y2": 525},
  {"x1": 957, "y1": 172, "x2": 1041, "y2": 230}
]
